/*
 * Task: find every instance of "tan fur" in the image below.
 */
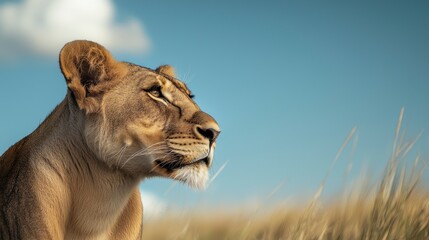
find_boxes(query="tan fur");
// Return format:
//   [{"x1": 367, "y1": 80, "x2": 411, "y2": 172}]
[{"x1": 0, "y1": 40, "x2": 220, "y2": 239}]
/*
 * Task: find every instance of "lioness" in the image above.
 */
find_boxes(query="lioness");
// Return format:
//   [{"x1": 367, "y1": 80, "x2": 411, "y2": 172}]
[{"x1": 0, "y1": 40, "x2": 220, "y2": 239}]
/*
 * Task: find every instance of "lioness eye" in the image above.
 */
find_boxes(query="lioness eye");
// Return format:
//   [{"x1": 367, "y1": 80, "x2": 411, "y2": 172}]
[
  {"x1": 146, "y1": 86, "x2": 163, "y2": 98},
  {"x1": 150, "y1": 89, "x2": 161, "y2": 97}
]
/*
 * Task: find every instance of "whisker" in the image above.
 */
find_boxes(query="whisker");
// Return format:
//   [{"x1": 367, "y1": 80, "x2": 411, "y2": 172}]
[
  {"x1": 120, "y1": 141, "x2": 170, "y2": 169},
  {"x1": 120, "y1": 148, "x2": 168, "y2": 169},
  {"x1": 115, "y1": 146, "x2": 127, "y2": 166}
]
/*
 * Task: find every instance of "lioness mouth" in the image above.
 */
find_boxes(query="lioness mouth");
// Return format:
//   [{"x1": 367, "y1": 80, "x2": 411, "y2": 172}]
[{"x1": 155, "y1": 157, "x2": 209, "y2": 171}]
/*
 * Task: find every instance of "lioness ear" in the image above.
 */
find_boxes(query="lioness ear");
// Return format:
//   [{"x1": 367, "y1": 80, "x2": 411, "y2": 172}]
[
  {"x1": 155, "y1": 65, "x2": 176, "y2": 78},
  {"x1": 59, "y1": 40, "x2": 124, "y2": 113}
]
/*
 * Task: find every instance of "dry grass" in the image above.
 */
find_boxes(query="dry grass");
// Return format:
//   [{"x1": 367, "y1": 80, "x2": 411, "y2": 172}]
[{"x1": 143, "y1": 110, "x2": 429, "y2": 239}]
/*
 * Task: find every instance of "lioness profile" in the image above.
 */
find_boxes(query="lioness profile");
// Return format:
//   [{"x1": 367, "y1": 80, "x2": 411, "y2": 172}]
[{"x1": 0, "y1": 40, "x2": 220, "y2": 239}]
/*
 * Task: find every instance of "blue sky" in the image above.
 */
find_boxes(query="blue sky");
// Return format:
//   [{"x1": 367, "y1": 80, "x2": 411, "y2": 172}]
[{"x1": 0, "y1": 0, "x2": 428, "y2": 208}]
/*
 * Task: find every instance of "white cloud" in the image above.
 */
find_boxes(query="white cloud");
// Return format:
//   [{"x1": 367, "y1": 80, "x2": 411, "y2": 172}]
[
  {"x1": 140, "y1": 190, "x2": 168, "y2": 220},
  {"x1": 0, "y1": 0, "x2": 150, "y2": 58}
]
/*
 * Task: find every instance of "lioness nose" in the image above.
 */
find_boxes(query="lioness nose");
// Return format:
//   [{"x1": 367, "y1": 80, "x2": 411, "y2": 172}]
[
  {"x1": 196, "y1": 126, "x2": 220, "y2": 142},
  {"x1": 191, "y1": 111, "x2": 220, "y2": 142}
]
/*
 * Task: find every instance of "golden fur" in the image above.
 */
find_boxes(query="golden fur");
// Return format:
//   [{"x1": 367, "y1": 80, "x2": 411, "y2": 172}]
[{"x1": 0, "y1": 40, "x2": 220, "y2": 239}]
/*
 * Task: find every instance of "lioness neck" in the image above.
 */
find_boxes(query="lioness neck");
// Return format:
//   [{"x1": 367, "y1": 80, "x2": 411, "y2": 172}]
[{"x1": 25, "y1": 93, "x2": 141, "y2": 238}]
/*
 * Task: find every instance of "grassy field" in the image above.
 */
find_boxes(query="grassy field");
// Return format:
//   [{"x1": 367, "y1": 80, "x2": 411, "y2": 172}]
[{"x1": 143, "y1": 112, "x2": 429, "y2": 240}]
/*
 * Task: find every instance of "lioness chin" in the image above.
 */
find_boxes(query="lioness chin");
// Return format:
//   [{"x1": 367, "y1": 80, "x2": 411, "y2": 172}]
[{"x1": 0, "y1": 40, "x2": 220, "y2": 240}]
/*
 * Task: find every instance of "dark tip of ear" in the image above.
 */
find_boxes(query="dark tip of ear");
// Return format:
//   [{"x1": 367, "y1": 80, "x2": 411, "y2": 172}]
[{"x1": 155, "y1": 65, "x2": 176, "y2": 78}]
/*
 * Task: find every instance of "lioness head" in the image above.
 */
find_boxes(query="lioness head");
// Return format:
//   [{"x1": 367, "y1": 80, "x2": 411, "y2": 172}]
[{"x1": 59, "y1": 40, "x2": 220, "y2": 189}]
